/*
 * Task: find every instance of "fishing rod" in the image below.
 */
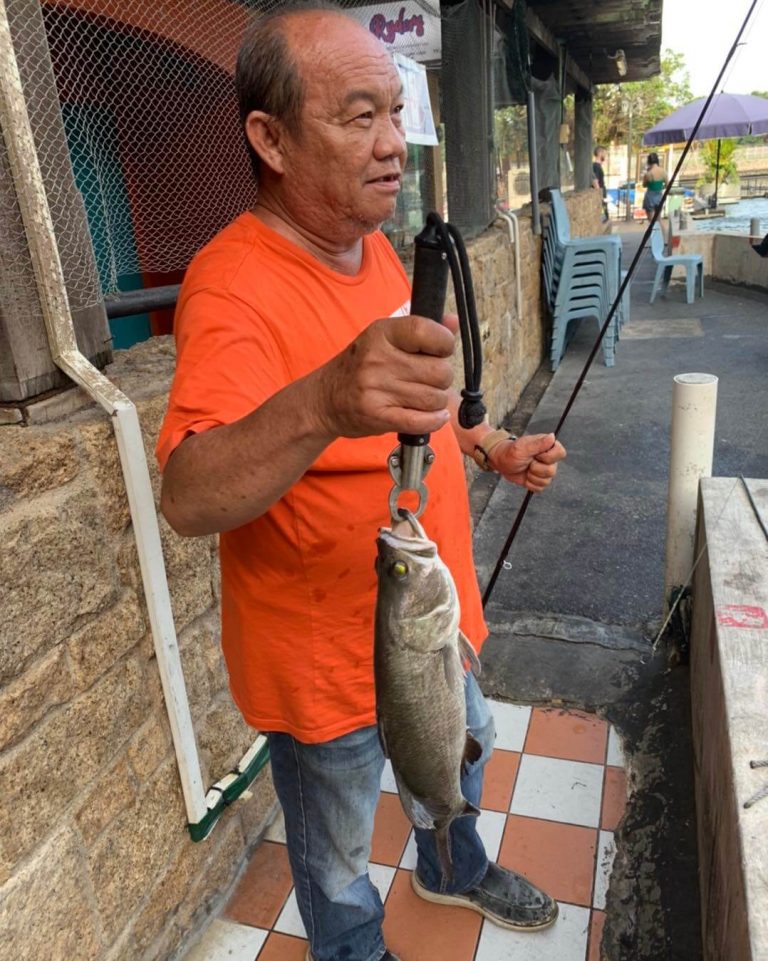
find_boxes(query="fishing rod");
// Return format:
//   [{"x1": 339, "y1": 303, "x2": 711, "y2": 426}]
[
  {"x1": 481, "y1": 0, "x2": 763, "y2": 609},
  {"x1": 388, "y1": 212, "x2": 486, "y2": 522}
]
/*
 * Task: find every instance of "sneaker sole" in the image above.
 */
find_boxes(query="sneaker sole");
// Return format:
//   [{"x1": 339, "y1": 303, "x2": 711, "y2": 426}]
[
  {"x1": 307, "y1": 951, "x2": 400, "y2": 961},
  {"x1": 410, "y1": 871, "x2": 559, "y2": 932}
]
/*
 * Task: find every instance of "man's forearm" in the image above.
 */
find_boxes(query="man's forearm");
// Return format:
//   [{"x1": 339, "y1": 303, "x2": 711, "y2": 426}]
[{"x1": 160, "y1": 370, "x2": 336, "y2": 537}]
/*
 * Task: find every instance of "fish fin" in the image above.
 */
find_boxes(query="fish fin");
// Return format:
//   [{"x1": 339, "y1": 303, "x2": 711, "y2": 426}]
[
  {"x1": 459, "y1": 632, "x2": 482, "y2": 676},
  {"x1": 441, "y1": 640, "x2": 463, "y2": 691},
  {"x1": 434, "y1": 803, "x2": 479, "y2": 886},
  {"x1": 435, "y1": 823, "x2": 454, "y2": 885},
  {"x1": 392, "y1": 771, "x2": 438, "y2": 831},
  {"x1": 461, "y1": 732, "x2": 483, "y2": 776}
]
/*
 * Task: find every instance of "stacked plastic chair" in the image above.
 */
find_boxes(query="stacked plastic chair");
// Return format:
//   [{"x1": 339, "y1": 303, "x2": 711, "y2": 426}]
[{"x1": 542, "y1": 190, "x2": 628, "y2": 371}]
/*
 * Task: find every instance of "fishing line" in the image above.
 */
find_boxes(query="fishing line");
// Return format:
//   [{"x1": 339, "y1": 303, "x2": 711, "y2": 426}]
[
  {"x1": 651, "y1": 476, "x2": 768, "y2": 651},
  {"x1": 650, "y1": 477, "x2": 741, "y2": 651},
  {"x1": 482, "y1": 0, "x2": 763, "y2": 610}
]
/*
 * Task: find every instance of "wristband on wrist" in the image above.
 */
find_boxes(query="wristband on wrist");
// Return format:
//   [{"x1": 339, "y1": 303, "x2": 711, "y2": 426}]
[{"x1": 472, "y1": 428, "x2": 517, "y2": 472}]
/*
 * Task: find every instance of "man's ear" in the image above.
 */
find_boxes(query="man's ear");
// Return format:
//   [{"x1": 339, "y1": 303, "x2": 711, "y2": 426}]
[{"x1": 245, "y1": 110, "x2": 286, "y2": 175}]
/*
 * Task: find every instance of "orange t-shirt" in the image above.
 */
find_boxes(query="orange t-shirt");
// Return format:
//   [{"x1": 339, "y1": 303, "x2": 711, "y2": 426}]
[{"x1": 157, "y1": 212, "x2": 487, "y2": 743}]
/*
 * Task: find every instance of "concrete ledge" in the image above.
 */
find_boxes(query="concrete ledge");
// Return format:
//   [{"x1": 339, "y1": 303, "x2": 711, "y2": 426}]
[
  {"x1": 690, "y1": 478, "x2": 768, "y2": 961},
  {"x1": 676, "y1": 231, "x2": 768, "y2": 289}
]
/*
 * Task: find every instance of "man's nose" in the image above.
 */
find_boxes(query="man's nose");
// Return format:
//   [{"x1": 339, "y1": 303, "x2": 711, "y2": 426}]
[{"x1": 374, "y1": 116, "x2": 407, "y2": 160}]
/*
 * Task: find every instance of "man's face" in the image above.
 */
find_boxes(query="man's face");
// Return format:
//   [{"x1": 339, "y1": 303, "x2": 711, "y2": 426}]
[
  {"x1": 275, "y1": 15, "x2": 408, "y2": 241},
  {"x1": 597, "y1": 150, "x2": 606, "y2": 164}
]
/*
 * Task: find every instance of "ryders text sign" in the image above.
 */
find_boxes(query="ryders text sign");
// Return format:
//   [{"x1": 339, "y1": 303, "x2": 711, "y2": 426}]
[{"x1": 357, "y1": 2, "x2": 442, "y2": 63}]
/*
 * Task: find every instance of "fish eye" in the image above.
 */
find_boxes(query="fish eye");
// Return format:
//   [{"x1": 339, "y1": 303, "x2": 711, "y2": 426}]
[{"x1": 391, "y1": 560, "x2": 408, "y2": 579}]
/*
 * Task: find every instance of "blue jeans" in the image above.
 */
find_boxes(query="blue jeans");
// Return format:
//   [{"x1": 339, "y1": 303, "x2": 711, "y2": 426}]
[{"x1": 267, "y1": 673, "x2": 496, "y2": 961}]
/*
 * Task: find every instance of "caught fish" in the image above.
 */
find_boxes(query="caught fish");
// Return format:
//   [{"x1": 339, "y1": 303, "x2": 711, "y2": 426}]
[{"x1": 374, "y1": 509, "x2": 482, "y2": 881}]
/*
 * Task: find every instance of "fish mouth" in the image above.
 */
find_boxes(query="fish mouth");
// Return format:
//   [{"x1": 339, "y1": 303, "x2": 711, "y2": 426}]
[
  {"x1": 385, "y1": 508, "x2": 428, "y2": 541},
  {"x1": 391, "y1": 509, "x2": 426, "y2": 539},
  {"x1": 378, "y1": 509, "x2": 436, "y2": 555}
]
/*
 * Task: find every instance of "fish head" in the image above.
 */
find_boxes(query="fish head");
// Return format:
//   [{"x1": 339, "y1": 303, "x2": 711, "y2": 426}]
[{"x1": 375, "y1": 510, "x2": 460, "y2": 652}]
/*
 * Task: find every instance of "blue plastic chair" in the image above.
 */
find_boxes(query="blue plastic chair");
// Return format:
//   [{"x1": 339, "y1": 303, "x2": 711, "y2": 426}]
[
  {"x1": 649, "y1": 223, "x2": 703, "y2": 304},
  {"x1": 544, "y1": 240, "x2": 621, "y2": 370},
  {"x1": 542, "y1": 195, "x2": 628, "y2": 370}
]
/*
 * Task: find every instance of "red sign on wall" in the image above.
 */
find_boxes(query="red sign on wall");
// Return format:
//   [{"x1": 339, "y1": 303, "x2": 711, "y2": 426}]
[{"x1": 716, "y1": 605, "x2": 768, "y2": 629}]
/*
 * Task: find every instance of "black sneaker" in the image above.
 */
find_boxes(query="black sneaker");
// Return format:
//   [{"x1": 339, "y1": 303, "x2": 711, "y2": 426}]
[
  {"x1": 411, "y1": 862, "x2": 558, "y2": 931},
  {"x1": 306, "y1": 951, "x2": 401, "y2": 961}
]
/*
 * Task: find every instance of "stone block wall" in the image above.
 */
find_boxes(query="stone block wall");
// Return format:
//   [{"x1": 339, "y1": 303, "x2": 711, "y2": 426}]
[
  {"x1": 0, "y1": 188, "x2": 602, "y2": 961},
  {"x1": 0, "y1": 337, "x2": 276, "y2": 961},
  {"x1": 478, "y1": 191, "x2": 603, "y2": 431},
  {"x1": 563, "y1": 187, "x2": 608, "y2": 240},
  {"x1": 449, "y1": 218, "x2": 545, "y2": 432}
]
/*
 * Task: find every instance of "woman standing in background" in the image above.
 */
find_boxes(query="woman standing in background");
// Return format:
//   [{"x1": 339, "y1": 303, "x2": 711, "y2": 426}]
[{"x1": 642, "y1": 153, "x2": 667, "y2": 220}]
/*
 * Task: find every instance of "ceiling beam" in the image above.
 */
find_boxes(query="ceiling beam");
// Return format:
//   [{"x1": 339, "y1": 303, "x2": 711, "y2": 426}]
[{"x1": 525, "y1": 6, "x2": 592, "y2": 92}]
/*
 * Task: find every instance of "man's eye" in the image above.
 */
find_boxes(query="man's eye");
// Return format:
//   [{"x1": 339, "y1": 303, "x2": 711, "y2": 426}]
[
  {"x1": 393, "y1": 104, "x2": 405, "y2": 115},
  {"x1": 355, "y1": 111, "x2": 374, "y2": 123}
]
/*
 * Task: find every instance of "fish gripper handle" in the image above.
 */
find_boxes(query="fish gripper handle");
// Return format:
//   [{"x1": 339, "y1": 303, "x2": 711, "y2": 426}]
[
  {"x1": 399, "y1": 215, "x2": 450, "y2": 455},
  {"x1": 387, "y1": 216, "x2": 449, "y2": 521}
]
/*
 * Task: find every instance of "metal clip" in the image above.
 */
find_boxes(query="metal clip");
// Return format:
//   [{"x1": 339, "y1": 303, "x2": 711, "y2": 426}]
[{"x1": 387, "y1": 444, "x2": 435, "y2": 522}]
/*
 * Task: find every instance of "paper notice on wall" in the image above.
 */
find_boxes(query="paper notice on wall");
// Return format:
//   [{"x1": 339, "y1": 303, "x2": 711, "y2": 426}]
[{"x1": 394, "y1": 54, "x2": 438, "y2": 146}]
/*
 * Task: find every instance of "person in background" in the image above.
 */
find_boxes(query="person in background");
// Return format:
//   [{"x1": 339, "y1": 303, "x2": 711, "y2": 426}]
[
  {"x1": 642, "y1": 152, "x2": 667, "y2": 221},
  {"x1": 592, "y1": 145, "x2": 609, "y2": 222}
]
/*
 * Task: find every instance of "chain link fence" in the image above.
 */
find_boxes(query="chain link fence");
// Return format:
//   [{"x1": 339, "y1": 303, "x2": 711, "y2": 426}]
[{"x1": 4, "y1": 0, "x2": 516, "y2": 313}]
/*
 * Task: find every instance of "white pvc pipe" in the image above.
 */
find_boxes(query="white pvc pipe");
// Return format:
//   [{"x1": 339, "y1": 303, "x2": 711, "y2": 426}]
[
  {"x1": 0, "y1": 0, "x2": 216, "y2": 826},
  {"x1": 495, "y1": 208, "x2": 522, "y2": 341},
  {"x1": 664, "y1": 372, "x2": 718, "y2": 610}
]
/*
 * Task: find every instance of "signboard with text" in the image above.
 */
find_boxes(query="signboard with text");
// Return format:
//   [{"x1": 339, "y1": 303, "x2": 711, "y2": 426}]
[{"x1": 355, "y1": 1, "x2": 442, "y2": 63}]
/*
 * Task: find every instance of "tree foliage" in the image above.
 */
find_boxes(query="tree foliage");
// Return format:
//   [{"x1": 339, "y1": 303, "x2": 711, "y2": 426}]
[
  {"x1": 697, "y1": 138, "x2": 738, "y2": 187},
  {"x1": 494, "y1": 104, "x2": 528, "y2": 170},
  {"x1": 592, "y1": 49, "x2": 693, "y2": 152}
]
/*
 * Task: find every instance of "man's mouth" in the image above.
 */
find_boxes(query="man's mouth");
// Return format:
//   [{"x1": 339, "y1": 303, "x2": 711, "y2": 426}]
[{"x1": 368, "y1": 173, "x2": 401, "y2": 185}]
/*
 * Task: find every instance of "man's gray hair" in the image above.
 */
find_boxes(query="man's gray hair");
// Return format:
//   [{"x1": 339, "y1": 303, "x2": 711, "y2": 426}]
[{"x1": 235, "y1": 0, "x2": 351, "y2": 182}]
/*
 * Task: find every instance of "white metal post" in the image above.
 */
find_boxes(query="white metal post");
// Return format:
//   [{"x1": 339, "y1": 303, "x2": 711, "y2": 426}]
[{"x1": 664, "y1": 373, "x2": 719, "y2": 610}]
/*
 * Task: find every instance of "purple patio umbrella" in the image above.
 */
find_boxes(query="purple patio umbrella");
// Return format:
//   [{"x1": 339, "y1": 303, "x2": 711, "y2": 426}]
[{"x1": 643, "y1": 93, "x2": 768, "y2": 207}]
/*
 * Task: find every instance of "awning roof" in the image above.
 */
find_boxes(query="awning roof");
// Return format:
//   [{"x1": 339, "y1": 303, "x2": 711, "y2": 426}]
[{"x1": 526, "y1": 0, "x2": 664, "y2": 86}]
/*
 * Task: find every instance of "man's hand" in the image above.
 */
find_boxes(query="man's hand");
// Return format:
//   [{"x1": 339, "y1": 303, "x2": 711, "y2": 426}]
[
  {"x1": 489, "y1": 432, "x2": 566, "y2": 493},
  {"x1": 315, "y1": 315, "x2": 456, "y2": 439},
  {"x1": 161, "y1": 313, "x2": 455, "y2": 536}
]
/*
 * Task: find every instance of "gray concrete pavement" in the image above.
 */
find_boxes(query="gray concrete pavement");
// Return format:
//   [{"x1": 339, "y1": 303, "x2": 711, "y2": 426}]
[{"x1": 475, "y1": 222, "x2": 768, "y2": 631}]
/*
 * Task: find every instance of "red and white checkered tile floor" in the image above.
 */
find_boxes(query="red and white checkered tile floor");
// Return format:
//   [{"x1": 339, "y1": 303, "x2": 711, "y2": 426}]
[{"x1": 184, "y1": 703, "x2": 627, "y2": 961}]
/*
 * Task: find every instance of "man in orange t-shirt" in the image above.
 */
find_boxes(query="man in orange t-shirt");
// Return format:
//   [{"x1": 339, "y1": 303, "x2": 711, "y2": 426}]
[{"x1": 158, "y1": 8, "x2": 565, "y2": 961}]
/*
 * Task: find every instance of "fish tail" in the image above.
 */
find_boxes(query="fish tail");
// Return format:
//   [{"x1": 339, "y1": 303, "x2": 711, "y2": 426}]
[
  {"x1": 435, "y1": 822, "x2": 454, "y2": 886},
  {"x1": 435, "y1": 800, "x2": 480, "y2": 886}
]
